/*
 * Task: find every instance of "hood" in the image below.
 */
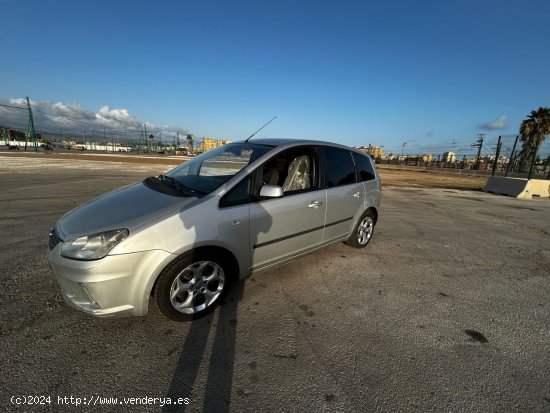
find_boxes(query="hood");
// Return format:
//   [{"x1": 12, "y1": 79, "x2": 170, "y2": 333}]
[{"x1": 58, "y1": 182, "x2": 196, "y2": 240}]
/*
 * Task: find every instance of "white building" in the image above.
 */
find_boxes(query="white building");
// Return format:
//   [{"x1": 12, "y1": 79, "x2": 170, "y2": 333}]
[{"x1": 442, "y1": 151, "x2": 456, "y2": 162}]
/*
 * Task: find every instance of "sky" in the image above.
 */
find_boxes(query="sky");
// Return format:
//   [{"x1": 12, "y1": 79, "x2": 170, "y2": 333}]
[{"x1": 1, "y1": 0, "x2": 549, "y2": 157}]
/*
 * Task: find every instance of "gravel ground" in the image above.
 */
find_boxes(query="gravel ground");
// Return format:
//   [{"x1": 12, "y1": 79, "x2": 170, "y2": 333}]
[{"x1": 1, "y1": 156, "x2": 549, "y2": 412}]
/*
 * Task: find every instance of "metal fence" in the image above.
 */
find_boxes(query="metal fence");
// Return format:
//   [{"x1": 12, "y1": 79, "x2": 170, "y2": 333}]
[{"x1": 371, "y1": 135, "x2": 550, "y2": 180}]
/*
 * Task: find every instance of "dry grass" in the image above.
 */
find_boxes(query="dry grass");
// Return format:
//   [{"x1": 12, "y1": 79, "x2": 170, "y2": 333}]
[
  {"x1": 379, "y1": 168, "x2": 487, "y2": 191},
  {"x1": 3, "y1": 151, "x2": 488, "y2": 191},
  {"x1": 3, "y1": 151, "x2": 184, "y2": 165}
]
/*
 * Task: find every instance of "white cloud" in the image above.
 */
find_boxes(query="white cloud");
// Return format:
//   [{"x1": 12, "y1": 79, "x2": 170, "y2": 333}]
[
  {"x1": 0, "y1": 98, "x2": 189, "y2": 140},
  {"x1": 479, "y1": 115, "x2": 508, "y2": 130},
  {"x1": 95, "y1": 106, "x2": 143, "y2": 130},
  {"x1": 9, "y1": 98, "x2": 32, "y2": 106},
  {"x1": 52, "y1": 102, "x2": 94, "y2": 120}
]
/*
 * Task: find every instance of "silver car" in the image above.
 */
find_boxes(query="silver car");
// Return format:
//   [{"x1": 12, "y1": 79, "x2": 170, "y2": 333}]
[{"x1": 47, "y1": 139, "x2": 381, "y2": 321}]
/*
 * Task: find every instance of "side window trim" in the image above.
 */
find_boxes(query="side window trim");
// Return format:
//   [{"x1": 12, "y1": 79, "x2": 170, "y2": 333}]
[{"x1": 352, "y1": 151, "x2": 361, "y2": 182}]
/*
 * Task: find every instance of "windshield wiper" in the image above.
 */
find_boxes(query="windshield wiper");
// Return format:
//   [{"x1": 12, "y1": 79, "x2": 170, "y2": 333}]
[
  {"x1": 158, "y1": 174, "x2": 183, "y2": 192},
  {"x1": 156, "y1": 175, "x2": 202, "y2": 196}
]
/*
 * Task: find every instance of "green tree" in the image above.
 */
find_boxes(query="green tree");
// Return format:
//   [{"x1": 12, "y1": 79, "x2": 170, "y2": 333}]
[{"x1": 518, "y1": 107, "x2": 550, "y2": 172}]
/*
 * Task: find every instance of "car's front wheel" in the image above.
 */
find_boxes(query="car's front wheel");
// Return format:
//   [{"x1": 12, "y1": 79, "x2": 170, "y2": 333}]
[
  {"x1": 346, "y1": 210, "x2": 376, "y2": 248},
  {"x1": 154, "y1": 252, "x2": 232, "y2": 321}
]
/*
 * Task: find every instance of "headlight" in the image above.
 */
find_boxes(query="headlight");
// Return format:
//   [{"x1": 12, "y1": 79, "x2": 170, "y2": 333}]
[{"x1": 60, "y1": 229, "x2": 129, "y2": 261}]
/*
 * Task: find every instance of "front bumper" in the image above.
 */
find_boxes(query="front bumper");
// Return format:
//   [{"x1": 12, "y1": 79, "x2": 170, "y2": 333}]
[{"x1": 47, "y1": 246, "x2": 175, "y2": 317}]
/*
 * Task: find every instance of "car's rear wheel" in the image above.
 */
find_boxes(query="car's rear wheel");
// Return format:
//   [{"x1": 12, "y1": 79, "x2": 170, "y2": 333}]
[
  {"x1": 346, "y1": 210, "x2": 376, "y2": 248},
  {"x1": 154, "y1": 252, "x2": 232, "y2": 321}
]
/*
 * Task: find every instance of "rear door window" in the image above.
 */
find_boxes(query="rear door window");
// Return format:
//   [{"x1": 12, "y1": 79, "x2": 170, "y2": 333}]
[
  {"x1": 323, "y1": 147, "x2": 356, "y2": 187},
  {"x1": 352, "y1": 152, "x2": 376, "y2": 181}
]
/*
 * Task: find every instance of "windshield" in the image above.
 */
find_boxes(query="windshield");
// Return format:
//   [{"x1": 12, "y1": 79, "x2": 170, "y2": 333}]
[{"x1": 165, "y1": 142, "x2": 273, "y2": 195}]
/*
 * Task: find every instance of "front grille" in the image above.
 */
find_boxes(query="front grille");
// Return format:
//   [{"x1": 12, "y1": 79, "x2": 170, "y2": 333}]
[{"x1": 48, "y1": 227, "x2": 62, "y2": 250}]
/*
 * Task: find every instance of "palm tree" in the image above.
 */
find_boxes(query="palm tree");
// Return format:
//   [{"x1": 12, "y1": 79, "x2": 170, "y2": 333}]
[{"x1": 517, "y1": 107, "x2": 550, "y2": 175}]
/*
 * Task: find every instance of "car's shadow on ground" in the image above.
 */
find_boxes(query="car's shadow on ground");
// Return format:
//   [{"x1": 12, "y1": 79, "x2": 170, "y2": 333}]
[{"x1": 163, "y1": 281, "x2": 245, "y2": 413}]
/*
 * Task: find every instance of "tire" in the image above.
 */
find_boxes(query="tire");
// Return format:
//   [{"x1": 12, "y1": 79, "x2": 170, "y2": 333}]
[
  {"x1": 346, "y1": 210, "x2": 376, "y2": 249},
  {"x1": 154, "y1": 251, "x2": 233, "y2": 321}
]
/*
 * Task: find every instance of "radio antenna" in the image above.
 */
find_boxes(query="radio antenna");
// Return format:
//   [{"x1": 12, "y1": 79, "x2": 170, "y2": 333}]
[{"x1": 244, "y1": 116, "x2": 277, "y2": 142}]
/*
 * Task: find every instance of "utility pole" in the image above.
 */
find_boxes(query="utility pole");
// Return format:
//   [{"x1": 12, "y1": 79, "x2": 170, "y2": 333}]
[
  {"x1": 26, "y1": 96, "x2": 37, "y2": 152},
  {"x1": 472, "y1": 133, "x2": 485, "y2": 170},
  {"x1": 149, "y1": 133, "x2": 154, "y2": 153},
  {"x1": 187, "y1": 134, "x2": 193, "y2": 155},
  {"x1": 491, "y1": 136, "x2": 502, "y2": 176},
  {"x1": 144, "y1": 124, "x2": 148, "y2": 153}
]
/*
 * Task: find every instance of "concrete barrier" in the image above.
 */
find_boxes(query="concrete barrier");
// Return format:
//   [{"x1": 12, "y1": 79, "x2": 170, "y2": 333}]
[{"x1": 483, "y1": 176, "x2": 550, "y2": 199}]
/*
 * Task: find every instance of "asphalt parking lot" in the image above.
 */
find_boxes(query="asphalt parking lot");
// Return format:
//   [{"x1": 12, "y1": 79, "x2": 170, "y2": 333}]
[{"x1": 1, "y1": 155, "x2": 549, "y2": 412}]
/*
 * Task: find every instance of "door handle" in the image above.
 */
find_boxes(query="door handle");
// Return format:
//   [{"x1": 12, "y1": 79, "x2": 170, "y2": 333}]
[
  {"x1": 308, "y1": 200, "x2": 323, "y2": 208},
  {"x1": 353, "y1": 192, "x2": 361, "y2": 198}
]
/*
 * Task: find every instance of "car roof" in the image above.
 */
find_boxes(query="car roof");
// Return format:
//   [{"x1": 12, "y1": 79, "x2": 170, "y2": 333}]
[{"x1": 236, "y1": 137, "x2": 363, "y2": 152}]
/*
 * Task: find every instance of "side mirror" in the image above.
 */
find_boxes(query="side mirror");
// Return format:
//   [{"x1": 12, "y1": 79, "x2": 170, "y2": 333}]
[{"x1": 260, "y1": 184, "x2": 284, "y2": 198}]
